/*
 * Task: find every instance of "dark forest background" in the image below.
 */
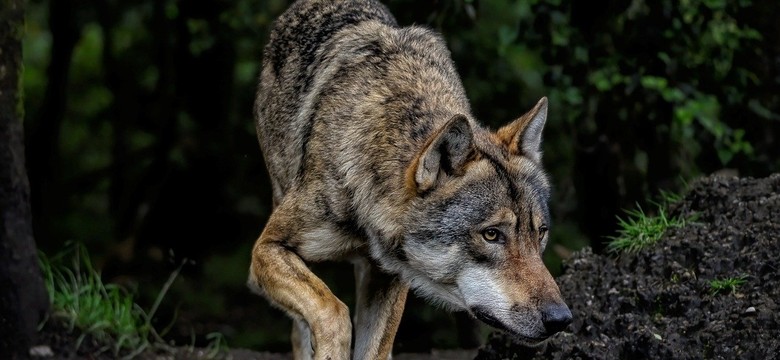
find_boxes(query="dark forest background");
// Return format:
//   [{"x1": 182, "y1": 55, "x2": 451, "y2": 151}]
[{"x1": 21, "y1": 0, "x2": 779, "y2": 352}]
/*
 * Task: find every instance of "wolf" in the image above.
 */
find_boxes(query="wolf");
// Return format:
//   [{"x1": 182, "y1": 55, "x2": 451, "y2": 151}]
[{"x1": 248, "y1": 0, "x2": 572, "y2": 359}]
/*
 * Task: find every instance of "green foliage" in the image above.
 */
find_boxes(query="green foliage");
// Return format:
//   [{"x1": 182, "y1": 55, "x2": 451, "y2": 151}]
[
  {"x1": 39, "y1": 244, "x2": 156, "y2": 356},
  {"x1": 516, "y1": 0, "x2": 775, "y2": 189},
  {"x1": 590, "y1": 1, "x2": 762, "y2": 160},
  {"x1": 709, "y1": 275, "x2": 748, "y2": 295}
]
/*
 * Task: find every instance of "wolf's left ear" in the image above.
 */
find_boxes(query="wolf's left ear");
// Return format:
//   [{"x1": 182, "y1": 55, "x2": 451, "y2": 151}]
[
  {"x1": 497, "y1": 97, "x2": 548, "y2": 163},
  {"x1": 411, "y1": 114, "x2": 474, "y2": 193}
]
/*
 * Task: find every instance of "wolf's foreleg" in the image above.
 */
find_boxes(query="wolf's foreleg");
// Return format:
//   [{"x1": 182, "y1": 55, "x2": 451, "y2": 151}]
[
  {"x1": 353, "y1": 258, "x2": 408, "y2": 359},
  {"x1": 249, "y1": 209, "x2": 351, "y2": 360},
  {"x1": 291, "y1": 318, "x2": 314, "y2": 360}
]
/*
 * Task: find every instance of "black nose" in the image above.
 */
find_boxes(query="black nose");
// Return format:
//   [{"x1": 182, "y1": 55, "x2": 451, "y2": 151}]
[{"x1": 541, "y1": 303, "x2": 572, "y2": 335}]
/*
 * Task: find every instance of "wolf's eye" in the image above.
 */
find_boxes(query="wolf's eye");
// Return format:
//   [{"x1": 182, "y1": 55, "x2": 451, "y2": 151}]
[
  {"x1": 482, "y1": 228, "x2": 501, "y2": 242},
  {"x1": 539, "y1": 225, "x2": 549, "y2": 237}
]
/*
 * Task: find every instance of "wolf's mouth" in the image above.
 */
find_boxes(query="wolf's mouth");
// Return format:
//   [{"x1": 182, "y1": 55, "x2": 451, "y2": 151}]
[
  {"x1": 471, "y1": 306, "x2": 549, "y2": 346},
  {"x1": 472, "y1": 307, "x2": 509, "y2": 332}
]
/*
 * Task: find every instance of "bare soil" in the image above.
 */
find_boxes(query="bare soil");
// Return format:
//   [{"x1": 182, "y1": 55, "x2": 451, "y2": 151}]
[
  {"x1": 33, "y1": 174, "x2": 780, "y2": 359},
  {"x1": 478, "y1": 174, "x2": 780, "y2": 359}
]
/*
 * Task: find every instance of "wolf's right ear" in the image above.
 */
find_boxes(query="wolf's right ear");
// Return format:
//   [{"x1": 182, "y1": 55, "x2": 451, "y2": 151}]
[
  {"x1": 497, "y1": 97, "x2": 548, "y2": 163},
  {"x1": 409, "y1": 115, "x2": 474, "y2": 193}
]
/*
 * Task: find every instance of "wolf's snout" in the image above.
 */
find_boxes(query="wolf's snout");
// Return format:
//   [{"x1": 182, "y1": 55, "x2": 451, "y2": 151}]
[{"x1": 541, "y1": 303, "x2": 572, "y2": 335}]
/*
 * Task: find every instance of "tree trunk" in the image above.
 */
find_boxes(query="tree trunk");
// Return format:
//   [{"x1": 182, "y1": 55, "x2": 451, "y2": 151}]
[
  {"x1": 26, "y1": 0, "x2": 79, "y2": 245},
  {"x1": 0, "y1": 0, "x2": 51, "y2": 357}
]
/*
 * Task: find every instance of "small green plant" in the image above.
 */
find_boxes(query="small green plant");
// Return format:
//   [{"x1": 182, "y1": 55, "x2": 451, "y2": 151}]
[
  {"x1": 39, "y1": 244, "x2": 186, "y2": 357},
  {"x1": 204, "y1": 332, "x2": 230, "y2": 358},
  {"x1": 670, "y1": 273, "x2": 680, "y2": 284},
  {"x1": 607, "y1": 205, "x2": 686, "y2": 254},
  {"x1": 709, "y1": 275, "x2": 748, "y2": 295},
  {"x1": 607, "y1": 188, "x2": 691, "y2": 254}
]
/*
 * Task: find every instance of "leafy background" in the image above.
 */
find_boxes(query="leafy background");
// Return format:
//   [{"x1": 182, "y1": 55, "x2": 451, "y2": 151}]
[{"x1": 22, "y1": 0, "x2": 779, "y2": 352}]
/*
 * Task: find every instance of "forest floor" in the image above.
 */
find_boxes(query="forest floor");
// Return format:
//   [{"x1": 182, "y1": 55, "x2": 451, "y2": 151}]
[
  {"x1": 33, "y1": 174, "x2": 779, "y2": 359},
  {"x1": 37, "y1": 319, "x2": 477, "y2": 360}
]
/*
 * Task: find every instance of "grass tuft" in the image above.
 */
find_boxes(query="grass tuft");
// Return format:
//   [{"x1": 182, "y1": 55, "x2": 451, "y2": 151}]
[
  {"x1": 607, "y1": 192, "x2": 688, "y2": 254},
  {"x1": 709, "y1": 275, "x2": 748, "y2": 295},
  {"x1": 39, "y1": 243, "x2": 188, "y2": 357}
]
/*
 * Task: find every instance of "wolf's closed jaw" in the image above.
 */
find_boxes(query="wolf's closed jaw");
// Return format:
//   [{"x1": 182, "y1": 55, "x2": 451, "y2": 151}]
[
  {"x1": 471, "y1": 306, "x2": 510, "y2": 333},
  {"x1": 470, "y1": 302, "x2": 572, "y2": 343}
]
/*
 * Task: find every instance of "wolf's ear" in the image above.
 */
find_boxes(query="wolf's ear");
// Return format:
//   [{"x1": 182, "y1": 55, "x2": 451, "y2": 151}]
[
  {"x1": 411, "y1": 114, "x2": 474, "y2": 193},
  {"x1": 497, "y1": 97, "x2": 548, "y2": 162}
]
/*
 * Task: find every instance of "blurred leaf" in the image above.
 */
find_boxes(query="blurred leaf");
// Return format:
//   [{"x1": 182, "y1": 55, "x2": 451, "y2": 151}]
[{"x1": 187, "y1": 19, "x2": 215, "y2": 55}]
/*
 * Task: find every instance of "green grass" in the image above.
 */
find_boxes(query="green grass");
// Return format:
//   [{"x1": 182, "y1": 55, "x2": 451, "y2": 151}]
[
  {"x1": 607, "y1": 191, "x2": 688, "y2": 254},
  {"x1": 40, "y1": 245, "x2": 157, "y2": 356},
  {"x1": 709, "y1": 275, "x2": 748, "y2": 295},
  {"x1": 39, "y1": 244, "x2": 186, "y2": 357},
  {"x1": 203, "y1": 332, "x2": 230, "y2": 358}
]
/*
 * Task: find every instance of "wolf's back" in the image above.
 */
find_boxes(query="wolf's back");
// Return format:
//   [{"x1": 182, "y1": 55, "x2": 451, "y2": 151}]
[
  {"x1": 264, "y1": 0, "x2": 397, "y2": 83},
  {"x1": 256, "y1": 0, "x2": 397, "y2": 127},
  {"x1": 255, "y1": 0, "x2": 398, "y2": 199}
]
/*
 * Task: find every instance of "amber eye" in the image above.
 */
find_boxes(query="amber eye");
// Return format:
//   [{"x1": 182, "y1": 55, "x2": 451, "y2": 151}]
[{"x1": 482, "y1": 228, "x2": 501, "y2": 242}]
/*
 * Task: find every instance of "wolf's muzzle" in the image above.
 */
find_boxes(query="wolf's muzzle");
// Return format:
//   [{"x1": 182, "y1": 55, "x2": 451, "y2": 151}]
[{"x1": 541, "y1": 303, "x2": 572, "y2": 335}]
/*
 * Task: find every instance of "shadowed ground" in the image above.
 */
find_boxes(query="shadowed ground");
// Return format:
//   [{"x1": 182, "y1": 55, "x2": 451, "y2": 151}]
[{"x1": 33, "y1": 174, "x2": 780, "y2": 359}]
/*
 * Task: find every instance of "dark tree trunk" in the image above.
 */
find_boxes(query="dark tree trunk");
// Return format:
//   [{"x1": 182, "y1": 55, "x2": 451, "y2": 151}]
[
  {"x1": 26, "y1": 0, "x2": 79, "y2": 245},
  {"x1": 0, "y1": 0, "x2": 50, "y2": 357}
]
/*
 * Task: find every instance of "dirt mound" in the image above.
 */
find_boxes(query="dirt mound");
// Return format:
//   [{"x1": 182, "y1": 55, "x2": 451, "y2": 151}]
[{"x1": 478, "y1": 174, "x2": 780, "y2": 360}]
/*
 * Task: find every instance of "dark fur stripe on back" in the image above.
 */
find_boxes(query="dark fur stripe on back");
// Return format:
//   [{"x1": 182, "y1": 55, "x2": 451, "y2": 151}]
[{"x1": 268, "y1": 0, "x2": 398, "y2": 80}]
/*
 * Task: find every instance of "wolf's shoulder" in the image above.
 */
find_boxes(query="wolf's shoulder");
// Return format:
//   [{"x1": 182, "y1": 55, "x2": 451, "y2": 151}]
[{"x1": 265, "y1": 0, "x2": 398, "y2": 76}]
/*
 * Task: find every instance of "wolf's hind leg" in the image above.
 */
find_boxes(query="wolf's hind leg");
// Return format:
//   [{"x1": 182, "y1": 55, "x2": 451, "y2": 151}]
[
  {"x1": 248, "y1": 206, "x2": 351, "y2": 360},
  {"x1": 353, "y1": 258, "x2": 409, "y2": 359}
]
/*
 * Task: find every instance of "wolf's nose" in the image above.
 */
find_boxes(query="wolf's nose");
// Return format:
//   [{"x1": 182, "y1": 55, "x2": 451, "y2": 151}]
[{"x1": 541, "y1": 303, "x2": 572, "y2": 335}]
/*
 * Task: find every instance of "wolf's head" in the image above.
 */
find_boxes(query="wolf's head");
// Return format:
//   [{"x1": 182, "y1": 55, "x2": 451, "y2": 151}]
[{"x1": 401, "y1": 97, "x2": 571, "y2": 345}]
